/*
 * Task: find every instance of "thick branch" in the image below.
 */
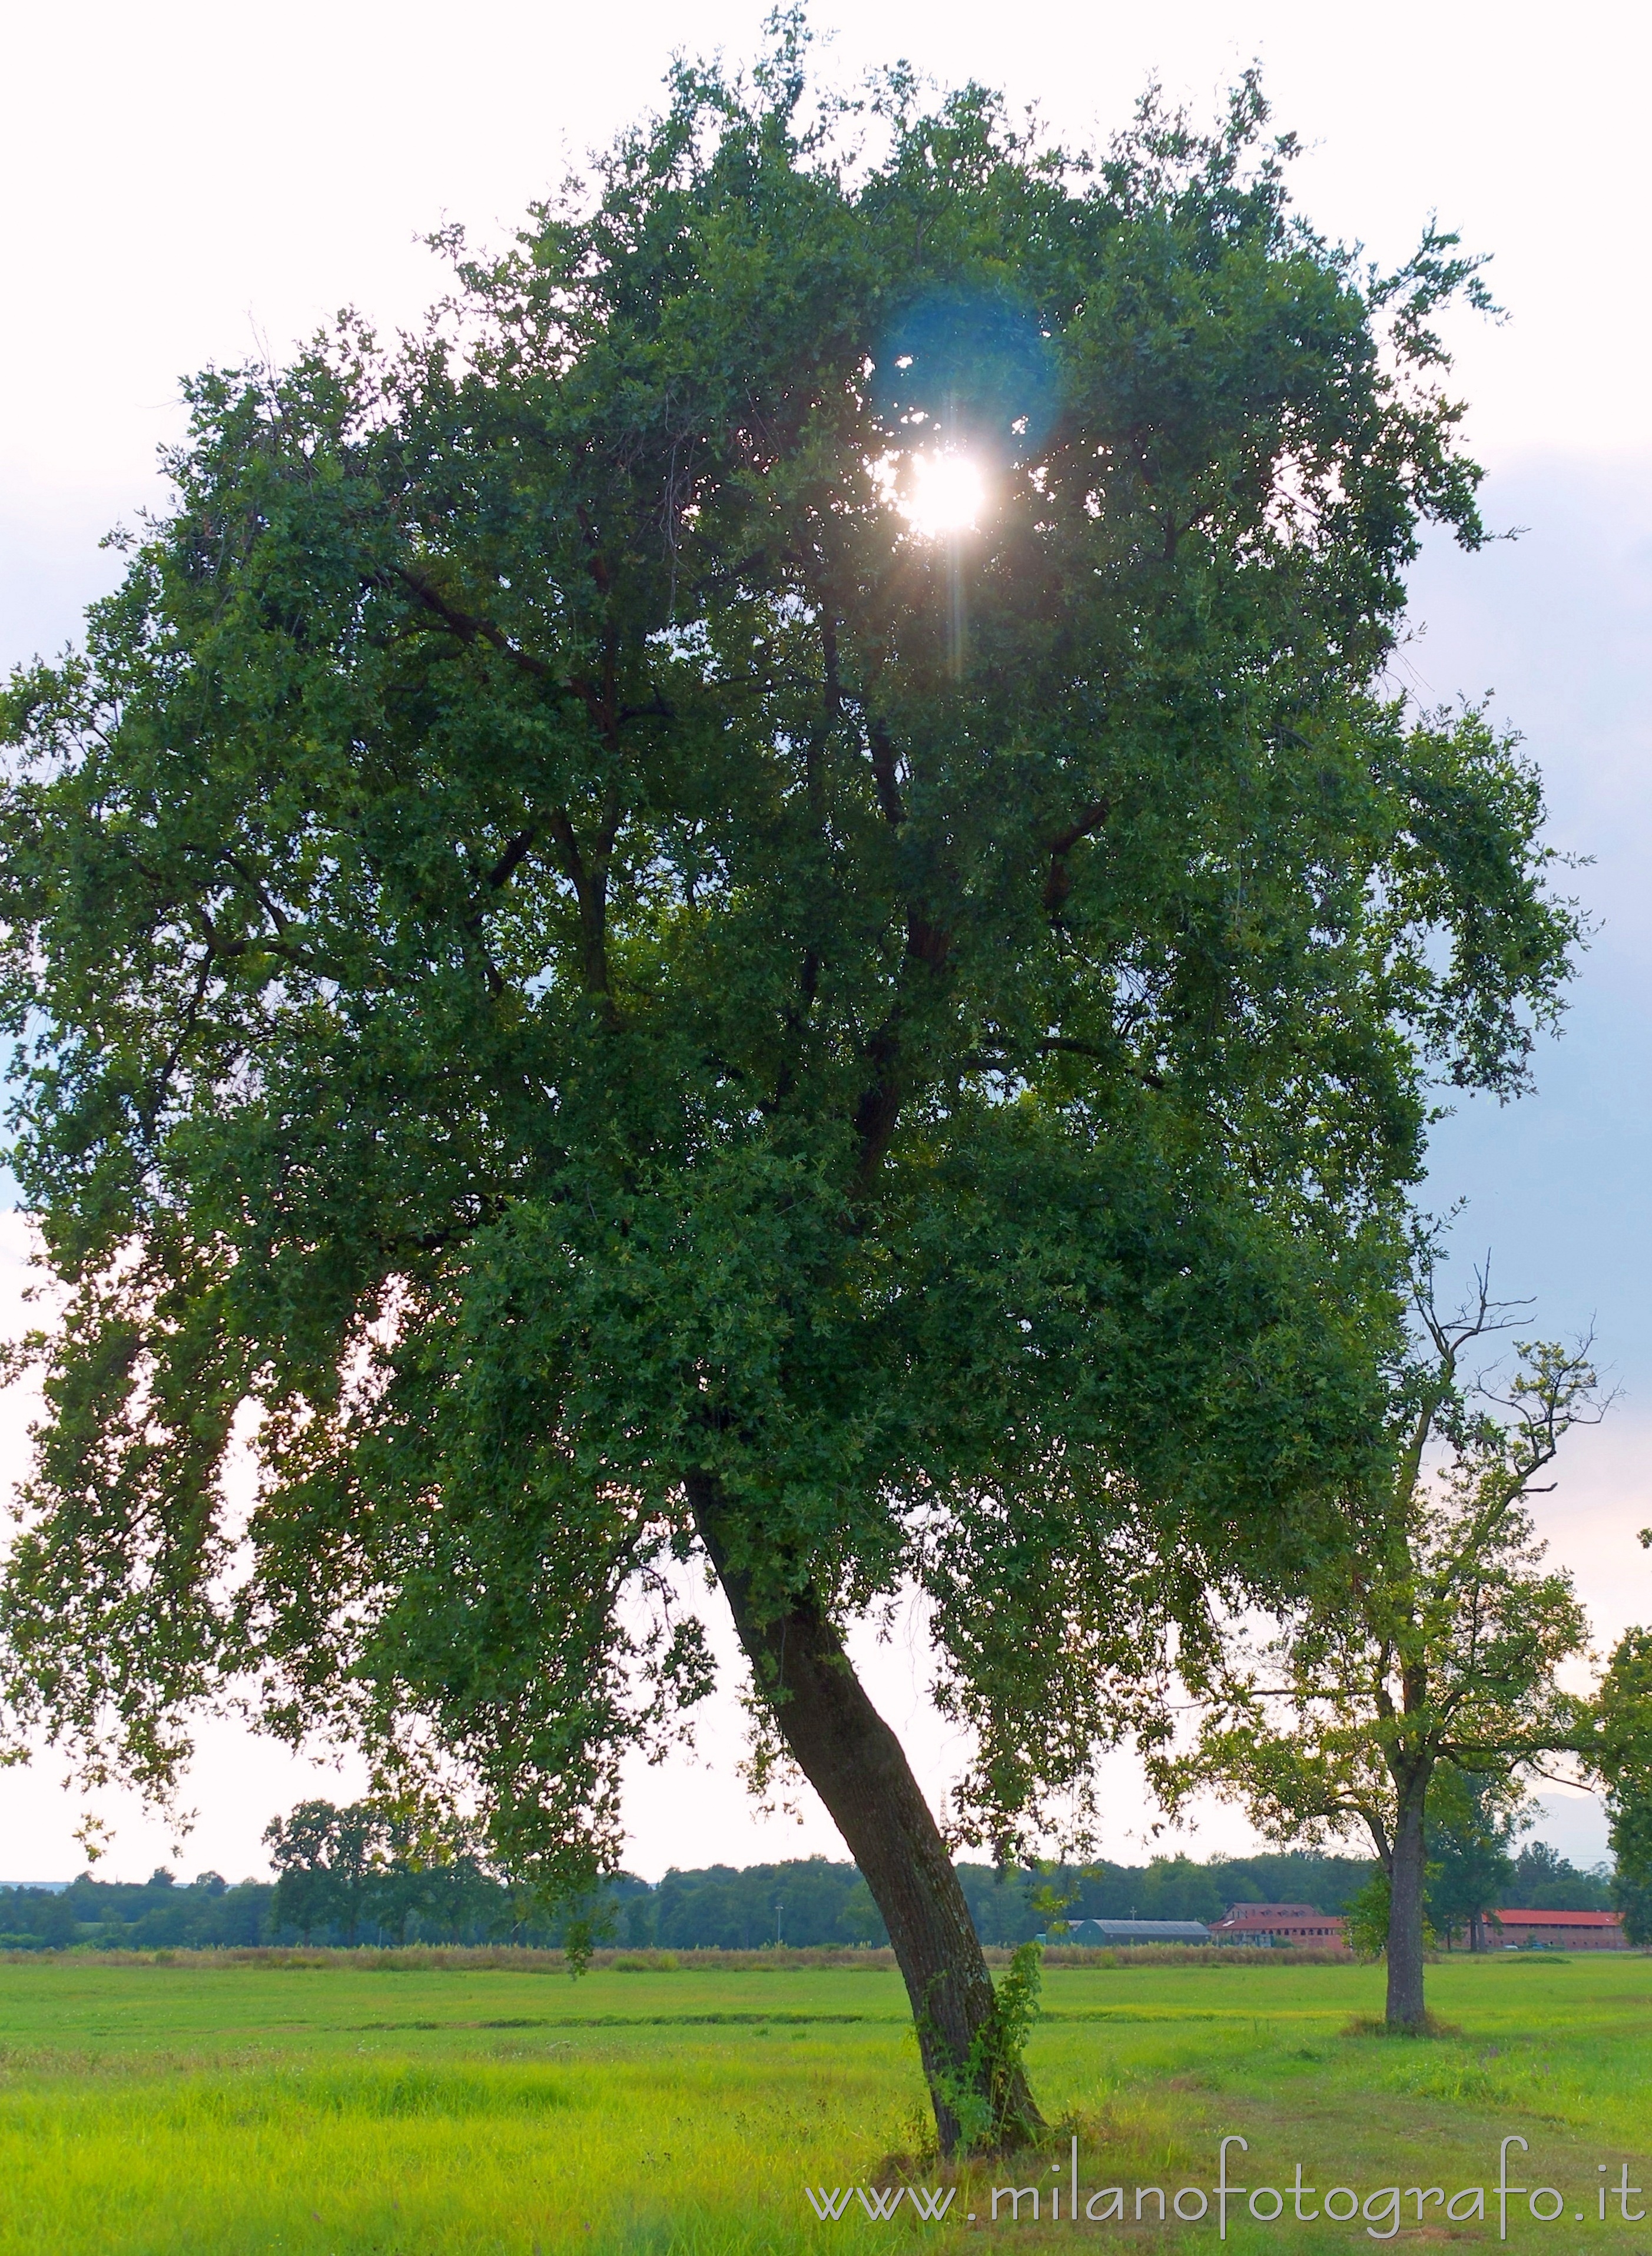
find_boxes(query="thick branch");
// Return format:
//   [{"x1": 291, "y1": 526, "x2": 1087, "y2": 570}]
[
  {"x1": 388, "y1": 565, "x2": 607, "y2": 724},
  {"x1": 485, "y1": 830, "x2": 538, "y2": 891},
  {"x1": 543, "y1": 786, "x2": 625, "y2": 1018},
  {"x1": 850, "y1": 910, "x2": 953, "y2": 1200},
  {"x1": 866, "y1": 720, "x2": 905, "y2": 828},
  {"x1": 1042, "y1": 798, "x2": 1110, "y2": 917}
]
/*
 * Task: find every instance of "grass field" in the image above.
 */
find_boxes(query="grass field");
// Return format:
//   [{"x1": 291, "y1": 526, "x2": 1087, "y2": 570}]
[{"x1": 0, "y1": 1950, "x2": 1647, "y2": 2254}]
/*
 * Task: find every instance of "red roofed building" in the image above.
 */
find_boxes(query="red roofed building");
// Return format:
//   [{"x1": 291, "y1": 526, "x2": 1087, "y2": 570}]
[
  {"x1": 1492, "y1": 1909, "x2": 1627, "y2": 1950},
  {"x1": 1208, "y1": 1902, "x2": 1351, "y2": 1950}
]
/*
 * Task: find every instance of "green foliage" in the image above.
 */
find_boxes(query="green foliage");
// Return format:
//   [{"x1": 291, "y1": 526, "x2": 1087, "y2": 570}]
[
  {"x1": 0, "y1": 27, "x2": 1579, "y2": 1896},
  {"x1": 1610, "y1": 1843, "x2": 1652, "y2": 1949},
  {"x1": 261, "y1": 1798, "x2": 599, "y2": 1949},
  {"x1": 643, "y1": 1859, "x2": 888, "y2": 1949},
  {"x1": 1505, "y1": 1838, "x2": 1613, "y2": 1913},
  {"x1": 1426, "y1": 1770, "x2": 1520, "y2": 1942},
  {"x1": 2, "y1": 1845, "x2": 1385, "y2": 1955},
  {"x1": 1344, "y1": 1867, "x2": 1392, "y2": 1957},
  {"x1": 963, "y1": 1850, "x2": 1377, "y2": 1940},
  {"x1": 1205, "y1": 1850, "x2": 1378, "y2": 1914},
  {"x1": 929, "y1": 1939, "x2": 1043, "y2": 2153},
  {"x1": 1159, "y1": 1263, "x2": 1608, "y2": 2033},
  {"x1": 1595, "y1": 1625, "x2": 1652, "y2": 1943},
  {"x1": 0, "y1": 1869, "x2": 268, "y2": 1952}
]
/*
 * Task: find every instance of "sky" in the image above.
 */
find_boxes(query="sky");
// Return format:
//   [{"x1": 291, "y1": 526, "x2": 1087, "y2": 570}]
[{"x1": 1, "y1": 0, "x2": 1647, "y2": 1884}]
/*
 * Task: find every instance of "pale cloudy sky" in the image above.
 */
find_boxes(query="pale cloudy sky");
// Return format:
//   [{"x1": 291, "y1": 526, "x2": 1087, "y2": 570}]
[{"x1": 2, "y1": 0, "x2": 1646, "y2": 1883}]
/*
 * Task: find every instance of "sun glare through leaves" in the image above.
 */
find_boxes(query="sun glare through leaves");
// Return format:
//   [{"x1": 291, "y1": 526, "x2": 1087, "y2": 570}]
[{"x1": 899, "y1": 451, "x2": 987, "y2": 538}]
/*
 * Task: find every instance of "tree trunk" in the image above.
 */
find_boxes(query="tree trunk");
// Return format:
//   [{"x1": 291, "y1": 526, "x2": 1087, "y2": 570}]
[
  {"x1": 1385, "y1": 1768, "x2": 1431, "y2": 2028},
  {"x1": 688, "y1": 1473, "x2": 1044, "y2": 2155}
]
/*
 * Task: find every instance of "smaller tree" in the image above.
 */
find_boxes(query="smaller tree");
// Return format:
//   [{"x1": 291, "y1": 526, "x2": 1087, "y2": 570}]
[{"x1": 1156, "y1": 1263, "x2": 1601, "y2": 2027}]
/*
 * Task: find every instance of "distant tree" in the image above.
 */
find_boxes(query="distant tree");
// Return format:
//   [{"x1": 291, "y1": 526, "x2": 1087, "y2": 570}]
[
  {"x1": 1594, "y1": 1622, "x2": 1652, "y2": 1946},
  {"x1": 208, "y1": 1880, "x2": 270, "y2": 1946},
  {"x1": 620, "y1": 1891, "x2": 656, "y2": 1949},
  {"x1": 1425, "y1": 1770, "x2": 1522, "y2": 1947},
  {"x1": 1207, "y1": 1851, "x2": 1375, "y2": 1914},
  {"x1": 264, "y1": 1801, "x2": 395, "y2": 1943},
  {"x1": 0, "y1": 32, "x2": 1577, "y2": 2147},
  {"x1": 264, "y1": 1797, "x2": 529, "y2": 1944},
  {"x1": 1502, "y1": 1837, "x2": 1613, "y2": 1912},
  {"x1": 1608, "y1": 1818, "x2": 1652, "y2": 1948},
  {"x1": 952, "y1": 1851, "x2": 1371, "y2": 1941},
  {"x1": 953, "y1": 1867, "x2": 1039, "y2": 1947},
  {"x1": 838, "y1": 1877, "x2": 888, "y2": 1946},
  {"x1": 38, "y1": 1891, "x2": 77, "y2": 1949},
  {"x1": 1159, "y1": 1262, "x2": 1603, "y2": 2027},
  {"x1": 1140, "y1": 1858, "x2": 1227, "y2": 1924}
]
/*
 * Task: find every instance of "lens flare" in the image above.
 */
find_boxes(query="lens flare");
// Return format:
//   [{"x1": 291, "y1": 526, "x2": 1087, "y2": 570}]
[{"x1": 902, "y1": 452, "x2": 986, "y2": 538}]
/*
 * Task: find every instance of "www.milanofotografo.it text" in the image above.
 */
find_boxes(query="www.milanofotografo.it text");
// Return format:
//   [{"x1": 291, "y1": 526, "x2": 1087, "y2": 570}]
[{"x1": 804, "y1": 2138, "x2": 1647, "y2": 2239}]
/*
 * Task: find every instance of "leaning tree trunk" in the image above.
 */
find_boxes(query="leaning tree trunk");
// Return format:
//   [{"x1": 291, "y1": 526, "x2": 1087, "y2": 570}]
[
  {"x1": 1385, "y1": 1767, "x2": 1432, "y2": 2029},
  {"x1": 688, "y1": 1474, "x2": 1044, "y2": 2155}
]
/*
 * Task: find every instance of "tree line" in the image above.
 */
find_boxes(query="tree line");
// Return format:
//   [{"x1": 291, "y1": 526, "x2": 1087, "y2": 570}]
[{"x1": 0, "y1": 1826, "x2": 1617, "y2": 1952}]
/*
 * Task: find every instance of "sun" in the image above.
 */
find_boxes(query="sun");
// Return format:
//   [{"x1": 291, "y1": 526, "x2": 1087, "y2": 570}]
[{"x1": 901, "y1": 450, "x2": 987, "y2": 538}]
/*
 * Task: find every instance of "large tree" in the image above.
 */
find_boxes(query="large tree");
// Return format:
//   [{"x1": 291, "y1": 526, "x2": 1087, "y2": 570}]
[{"x1": 0, "y1": 37, "x2": 1577, "y2": 2147}]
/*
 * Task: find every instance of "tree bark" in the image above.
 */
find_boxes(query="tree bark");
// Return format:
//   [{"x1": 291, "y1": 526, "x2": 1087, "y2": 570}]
[
  {"x1": 687, "y1": 1473, "x2": 1044, "y2": 2155},
  {"x1": 1385, "y1": 1767, "x2": 1432, "y2": 2028}
]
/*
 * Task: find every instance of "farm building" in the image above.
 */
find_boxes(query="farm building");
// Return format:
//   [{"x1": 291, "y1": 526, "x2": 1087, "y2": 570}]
[
  {"x1": 1492, "y1": 1909, "x2": 1627, "y2": 1950},
  {"x1": 1038, "y1": 1918, "x2": 1212, "y2": 1946},
  {"x1": 1207, "y1": 1902, "x2": 1351, "y2": 1950}
]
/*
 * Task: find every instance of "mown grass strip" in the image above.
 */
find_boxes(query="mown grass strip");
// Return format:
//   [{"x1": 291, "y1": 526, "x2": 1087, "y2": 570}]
[
  {"x1": 347, "y1": 2007, "x2": 1234, "y2": 2032},
  {"x1": 349, "y1": 2010, "x2": 893, "y2": 2031}
]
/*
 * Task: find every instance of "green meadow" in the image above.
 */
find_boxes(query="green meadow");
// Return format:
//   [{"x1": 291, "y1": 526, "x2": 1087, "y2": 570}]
[{"x1": 0, "y1": 1951, "x2": 1647, "y2": 2255}]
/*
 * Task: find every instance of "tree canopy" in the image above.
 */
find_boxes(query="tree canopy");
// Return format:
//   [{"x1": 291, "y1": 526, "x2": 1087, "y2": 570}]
[{"x1": 0, "y1": 28, "x2": 1580, "y2": 2145}]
